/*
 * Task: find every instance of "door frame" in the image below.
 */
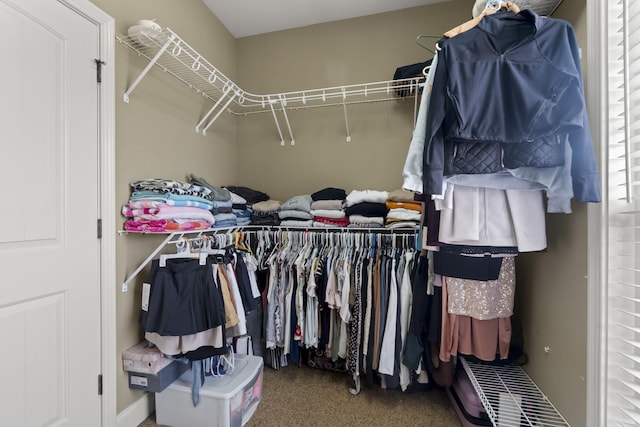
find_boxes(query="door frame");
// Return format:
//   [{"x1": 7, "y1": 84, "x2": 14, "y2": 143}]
[
  {"x1": 59, "y1": 1, "x2": 116, "y2": 425},
  {"x1": 585, "y1": 0, "x2": 607, "y2": 425}
]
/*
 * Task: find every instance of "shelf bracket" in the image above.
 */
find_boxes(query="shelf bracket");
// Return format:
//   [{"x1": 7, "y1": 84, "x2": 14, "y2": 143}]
[
  {"x1": 202, "y1": 90, "x2": 239, "y2": 135},
  {"x1": 342, "y1": 88, "x2": 351, "y2": 142},
  {"x1": 196, "y1": 85, "x2": 231, "y2": 133},
  {"x1": 279, "y1": 95, "x2": 295, "y2": 145},
  {"x1": 121, "y1": 232, "x2": 176, "y2": 292},
  {"x1": 268, "y1": 97, "x2": 285, "y2": 146},
  {"x1": 123, "y1": 34, "x2": 176, "y2": 103}
]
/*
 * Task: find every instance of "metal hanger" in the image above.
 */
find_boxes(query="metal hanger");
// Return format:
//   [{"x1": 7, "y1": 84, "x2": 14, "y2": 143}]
[
  {"x1": 484, "y1": 0, "x2": 506, "y2": 12},
  {"x1": 415, "y1": 34, "x2": 441, "y2": 54}
]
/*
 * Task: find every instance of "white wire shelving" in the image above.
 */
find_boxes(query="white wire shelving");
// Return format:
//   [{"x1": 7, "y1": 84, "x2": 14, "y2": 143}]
[
  {"x1": 116, "y1": 27, "x2": 425, "y2": 143},
  {"x1": 460, "y1": 357, "x2": 571, "y2": 427}
]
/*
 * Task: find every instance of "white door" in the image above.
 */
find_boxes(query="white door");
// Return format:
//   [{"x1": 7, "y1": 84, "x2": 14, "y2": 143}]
[{"x1": 0, "y1": 0, "x2": 102, "y2": 425}]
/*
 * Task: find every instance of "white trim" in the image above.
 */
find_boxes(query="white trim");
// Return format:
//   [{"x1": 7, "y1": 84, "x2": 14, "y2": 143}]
[
  {"x1": 57, "y1": 1, "x2": 116, "y2": 425},
  {"x1": 585, "y1": 0, "x2": 608, "y2": 425},
  {"x1": 98, "y1": 15, "x2": 117, "y2": 427},
  {"x1": 116, "y1": 394, "x2": 155, "y2": 427}
]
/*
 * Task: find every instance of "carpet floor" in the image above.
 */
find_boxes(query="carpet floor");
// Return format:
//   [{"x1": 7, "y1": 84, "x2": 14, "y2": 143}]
[{"x1": 138, "y1": 362, "x2": 462, "y2": 427}]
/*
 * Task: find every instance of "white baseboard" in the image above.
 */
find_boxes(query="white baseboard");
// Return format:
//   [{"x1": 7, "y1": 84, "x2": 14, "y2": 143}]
[{"x1": 116, "y1": 393, "x2": 155, "y2": 427}]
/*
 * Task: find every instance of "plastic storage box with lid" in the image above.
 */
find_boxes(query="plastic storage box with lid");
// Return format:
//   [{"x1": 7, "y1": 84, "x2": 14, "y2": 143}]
[{"x1": 155, "y1": 354, "x2": 263, "y2": 427}]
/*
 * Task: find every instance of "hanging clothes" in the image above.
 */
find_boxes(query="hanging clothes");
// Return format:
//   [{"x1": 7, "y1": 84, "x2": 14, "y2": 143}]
[
  {"x1": 141, "y1": 256, "x2": 227, "y2": 358},
  {"x1": 439, "y1": 274, "x2": 512, "y2": 363},
  {"x1": 446, "y1": 256, "x2": 516, "y2": 320},
  {"x1": 421, "y1": 9, "x2": 601, "y2": 204},
  {"x1": 252, "y1": 229, "x2": 422, "y2": 391}
]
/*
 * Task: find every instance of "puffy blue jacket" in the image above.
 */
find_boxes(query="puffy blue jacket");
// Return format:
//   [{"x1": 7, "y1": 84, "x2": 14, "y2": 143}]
[{"x1": 422, "y1": 9, "x2": 601, "y2": 203}]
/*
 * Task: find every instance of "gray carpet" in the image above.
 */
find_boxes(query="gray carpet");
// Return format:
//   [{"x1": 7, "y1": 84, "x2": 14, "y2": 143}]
[{"x1": 138, "y1": 362, "x2": 462, "y2": 427}]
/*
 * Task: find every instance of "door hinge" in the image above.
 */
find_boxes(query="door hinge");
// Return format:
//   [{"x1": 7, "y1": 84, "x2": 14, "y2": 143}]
[
  {"x1": 98, "y1": 374, "x2": 103, "y2": 395},
  {"x1": 95, "y1": 59, "x2": 105, "y2": 83},
  {"x1": 97, "y1": 218, "x2": 102, "y2": 239}
]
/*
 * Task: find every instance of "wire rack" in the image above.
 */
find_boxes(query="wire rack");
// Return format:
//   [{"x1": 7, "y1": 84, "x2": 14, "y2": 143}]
[
  {"x1": 460, "y1": 357, "x2": 571, "y2": 426},
  {"x1": 116, "y1": 27, "x2": 424, "y2": 139}
]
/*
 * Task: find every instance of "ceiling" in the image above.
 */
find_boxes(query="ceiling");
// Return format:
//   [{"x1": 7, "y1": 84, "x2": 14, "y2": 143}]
[
  {"x1": 202, "y1": 0, "x2": 452, "y2": 38},
  {"x1": 202, "y1": 0, "x2": 565, "y2": 38}
]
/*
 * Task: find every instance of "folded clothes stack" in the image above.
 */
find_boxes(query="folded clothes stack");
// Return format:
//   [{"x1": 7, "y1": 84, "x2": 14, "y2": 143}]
[
  {"x1": 310, "y1": 187, "x2": 348, "y2": 227},
  {"x1": 385, "y1": 189, "x2": 422, "y2": 230},
  {"x1": 251, "y1": 199, "x2": 282, "y2": 226},
  {"x1": 122, "y1": 178, "x2": 215, "y2": 232},
  {"x1": 188, "y1": 173, "x2": 237, "y2": 228},
  {"x1": 345, "y1": 189, "x2": 389, "y2": 228},
  {"x1": 279, "y1": 194, "x2": 313, "y2": 227}
]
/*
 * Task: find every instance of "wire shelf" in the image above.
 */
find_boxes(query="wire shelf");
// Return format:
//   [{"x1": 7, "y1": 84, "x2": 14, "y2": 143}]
[
  {"x1": 116, "y1": 27, "x2": 424, "y2": 138},
  {"x1": 461, "y1": 357, "x2": 571, "y2": 427}
]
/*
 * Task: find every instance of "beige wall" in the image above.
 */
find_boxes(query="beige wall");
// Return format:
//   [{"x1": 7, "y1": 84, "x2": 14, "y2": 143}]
[
  {"x1": 235, "y1": 1, "x2": 468, "y2": 201},
  {"x1": 88, "y1": 0, "x2": 591, "y2": 423},
  {"x1": 515, "y1": 0, "x2": 589, "y2": 426},
  {"x1": 89, "y1": 0, "x2": 237, "y2": 412},
  {"x1": 237, "y1": 1, "x2": 591, "y2": 425}
]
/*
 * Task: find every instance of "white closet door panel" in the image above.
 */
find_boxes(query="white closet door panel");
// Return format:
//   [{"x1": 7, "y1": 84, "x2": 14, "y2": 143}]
[
  {"x1": 0, "y1": 2, "x2": 60, "y2": 244},
  {"x1": 0, "y1": 0, "x2": 102, "y2": 425},
  {"x1": 0, "y1": 294, "x2": 65, "y2": 426}
]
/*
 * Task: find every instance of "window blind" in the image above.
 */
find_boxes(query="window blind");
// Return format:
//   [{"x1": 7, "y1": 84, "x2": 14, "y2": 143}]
[{"x1": 606, "y1": 0, "x2": 640, "y2": 425}]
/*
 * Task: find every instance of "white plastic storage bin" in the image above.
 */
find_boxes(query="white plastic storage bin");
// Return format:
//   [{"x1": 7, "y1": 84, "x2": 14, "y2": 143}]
[{"x1": 155, "y1": 354, "x2": 263, "y2": 427}]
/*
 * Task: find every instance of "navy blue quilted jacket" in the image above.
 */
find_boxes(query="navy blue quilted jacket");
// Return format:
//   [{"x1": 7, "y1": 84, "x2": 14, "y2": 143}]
[{"x1": 422, "y1": 9, "x2": 601, "y2": 203}]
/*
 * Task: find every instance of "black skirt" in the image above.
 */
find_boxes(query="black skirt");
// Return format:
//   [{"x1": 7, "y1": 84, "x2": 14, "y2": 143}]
[{"x1": 142, "y1": 256, "x2": 226, "y2": 337}]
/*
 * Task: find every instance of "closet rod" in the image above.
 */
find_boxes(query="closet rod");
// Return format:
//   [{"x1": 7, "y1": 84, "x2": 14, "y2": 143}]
[
  {"x1": 118, "y1": 225, "x2": 417, "y2": 235},
  {"x1": 120, "y1": 225, "x2": 417, "y2": 292},
  {"x1": 248, "y1": 225, "x2": 418, "y2": 234}
]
